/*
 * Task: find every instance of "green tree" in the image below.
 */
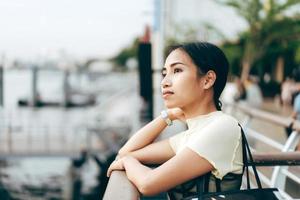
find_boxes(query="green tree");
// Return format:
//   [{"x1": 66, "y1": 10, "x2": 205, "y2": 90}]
[
  {"x1": 218, "y1": 0, "x2": 300, "y2": 81},
  {"x1": 110, "y1": 38, "x2": 139, "y2": 69},
  {"x1": 164, "y1": 22, "x2": 226, "y2": 58}
]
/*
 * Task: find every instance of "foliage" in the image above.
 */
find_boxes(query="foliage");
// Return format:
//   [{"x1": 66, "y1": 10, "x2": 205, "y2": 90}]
[
  {"x1": 164, "y1": 22, "x2": 226, "y2": 58},
  {"x1": 217, "y1": 0, "x2": 300, "y2": 80},
  {"x1": 220, "y1": 41, "x2": 244, "y2": 77},
  {"x1": 110, "y1": 38, "x2": 139, "y2": 69}
]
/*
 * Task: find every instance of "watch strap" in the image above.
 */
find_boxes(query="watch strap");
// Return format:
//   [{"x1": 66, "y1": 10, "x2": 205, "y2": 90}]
[{"x1": 160, "y1": 110, "x2": 173, "y2": 126}]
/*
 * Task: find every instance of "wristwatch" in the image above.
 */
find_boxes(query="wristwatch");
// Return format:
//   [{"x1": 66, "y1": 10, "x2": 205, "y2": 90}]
[{"x1": 160, "y1": 110, "x2": 173, "y2": 126}]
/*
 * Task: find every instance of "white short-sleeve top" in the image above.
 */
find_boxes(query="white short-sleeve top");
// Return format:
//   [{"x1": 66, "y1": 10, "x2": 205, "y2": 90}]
[{"x1": 169, "y1": 111, "x2": 243, "y2": 179}]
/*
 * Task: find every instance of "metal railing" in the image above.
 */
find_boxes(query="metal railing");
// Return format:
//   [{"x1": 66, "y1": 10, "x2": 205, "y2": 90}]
[
  {"x1": 0, "y1": 121, "x2": 90, "y2": 158},
  {"x1": 0, "y1": 82, "x2": 137, "y2": 159},
  {"x1": 227, "y1": 103, "x2": 300, "y2": 200}
]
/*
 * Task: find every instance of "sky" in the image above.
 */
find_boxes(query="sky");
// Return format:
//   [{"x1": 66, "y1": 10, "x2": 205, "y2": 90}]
[
  {"x1": 0, "y1": 0, "x2": 154, "y2": 61},
  {"x1": 170, "y1": 0, "x2": 247, "y2": 39},
  {"x1": 0, "y1": 0, "x2": 247, "y2": 62}
]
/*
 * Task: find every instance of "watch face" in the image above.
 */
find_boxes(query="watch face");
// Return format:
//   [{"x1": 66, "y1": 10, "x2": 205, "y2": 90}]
[
  {"x1": 161, "y1": 110, "x2": 172, "y2": 126},
  {"x1": 161, "y1": 110, "x2": 168, "y2": 118}
]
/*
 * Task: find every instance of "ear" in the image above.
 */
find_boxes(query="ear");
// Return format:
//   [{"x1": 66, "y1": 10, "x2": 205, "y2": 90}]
[{"x1": 203, "y1": 70, "x2": 216, "y2": 89}]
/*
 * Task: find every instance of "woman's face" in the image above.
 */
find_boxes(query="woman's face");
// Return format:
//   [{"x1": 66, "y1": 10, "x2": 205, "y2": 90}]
[{"x1": 161, "y1": 49, "x2": 206, "y2": 108}]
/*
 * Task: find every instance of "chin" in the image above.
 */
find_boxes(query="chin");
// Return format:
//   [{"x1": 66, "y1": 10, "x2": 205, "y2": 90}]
[{"x1": 164, "y1": 101, "x2": 178, "y2": 109}]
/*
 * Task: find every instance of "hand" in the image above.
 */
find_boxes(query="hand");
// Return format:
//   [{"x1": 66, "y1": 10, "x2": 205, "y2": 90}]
[
  {"x1": 107, "y1": 158, "x2": 124, "y2": 177},
  {"x1": 168, "y1": 108, "x2": 186, "y2": 122}
]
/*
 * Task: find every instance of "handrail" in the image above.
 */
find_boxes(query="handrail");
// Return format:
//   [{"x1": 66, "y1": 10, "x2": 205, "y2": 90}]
[
  {"x1": 228, "y1": 102, "x2": 300, "y2": 199},
  {"x1": 232, "y1": 102, "x2": 300, "y2": 131},
  {"x1": 252, "y1": 152, "x2": 300, "y2": 166},
  {"x1": 231, "y1": 103, "x2": 295, "y2": 128}
]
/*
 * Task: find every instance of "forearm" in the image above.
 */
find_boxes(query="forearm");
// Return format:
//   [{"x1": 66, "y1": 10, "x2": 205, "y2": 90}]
[
  {"x1": 123, "y1": 157, "x2": 152, "y2": 193},
  {"x1": 118, "y1": 115, "x2": 168, "y2": 155},
  {"x1": 119, "y1": 139, "x2": 175, "y2": 164}
]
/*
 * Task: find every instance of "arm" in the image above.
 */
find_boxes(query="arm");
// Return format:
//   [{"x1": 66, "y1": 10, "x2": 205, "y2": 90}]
[
  {"x1": 122, "y1": 139, "x2": 175, "y2": 164},
  {"x1": 118, "y1": 115, "x2": 168, "y2": 156},
  {"x1": 123, "y1": 148, "x2": 214, "y2": 196},
  {"x1": 107, "y1": 139, "x2": 176, "y2": 177},
  {"x1": 118, "y1": 108, "x2": 185, "y2": 156},
  {"x1": 107, "y1": 108, "x2": 185, "y2": 176}
]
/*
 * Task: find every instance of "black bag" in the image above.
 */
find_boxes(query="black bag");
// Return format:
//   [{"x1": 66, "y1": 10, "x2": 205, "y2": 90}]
[{"x1": 171, "y1": 124, "x2": 281, "y2": 200}]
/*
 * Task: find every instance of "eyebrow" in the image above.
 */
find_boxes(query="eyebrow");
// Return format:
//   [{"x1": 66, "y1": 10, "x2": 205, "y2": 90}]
[{"x1": 162, "y1": 62, "x2": 185, "y2": 71}]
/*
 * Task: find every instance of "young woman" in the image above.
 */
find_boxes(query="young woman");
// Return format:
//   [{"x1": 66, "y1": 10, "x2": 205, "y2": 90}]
[{"x1": 107, "y1": 42, "x2": 243, "y2": 197}]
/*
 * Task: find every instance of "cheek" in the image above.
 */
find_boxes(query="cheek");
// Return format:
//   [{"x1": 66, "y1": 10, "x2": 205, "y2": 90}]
[
  {"x1": 174, "y1": 76, "x2": 201, "y2": 101},
  {"x1": 175, "y1": 75, "x2": 200, "y2": 94}
]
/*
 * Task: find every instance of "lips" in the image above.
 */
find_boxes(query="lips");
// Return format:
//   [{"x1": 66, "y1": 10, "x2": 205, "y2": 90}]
[{"x1": 162, "y1": 91, "x2": 174, "y2": 98}]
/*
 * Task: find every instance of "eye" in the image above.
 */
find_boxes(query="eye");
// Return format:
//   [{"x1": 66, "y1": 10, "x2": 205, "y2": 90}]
[
  {"x1": 174, "y1": 68, "x2": 182, "y2": 73},
  {"x1": 161, "y1": 70, "x2": 167, "y2": 77}
]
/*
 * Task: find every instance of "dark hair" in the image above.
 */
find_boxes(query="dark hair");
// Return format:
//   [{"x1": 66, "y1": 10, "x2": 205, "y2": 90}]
[{"x1": 167, "y1": 42, "x2": 229, "y2": 110}]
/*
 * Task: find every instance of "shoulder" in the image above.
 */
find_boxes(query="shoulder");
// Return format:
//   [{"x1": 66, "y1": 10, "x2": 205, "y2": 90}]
[
  {"x1": 210, "y1": 112, "x2": 239, "y2": 127},
  {"x1": 200, "y1": 112, "x2": 240, "y2": 137}
]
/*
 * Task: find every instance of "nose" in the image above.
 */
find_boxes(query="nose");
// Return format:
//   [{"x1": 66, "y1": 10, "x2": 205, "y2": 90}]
[{"x1": 161, "y1": 76, "x2": 172, "y2": 88}]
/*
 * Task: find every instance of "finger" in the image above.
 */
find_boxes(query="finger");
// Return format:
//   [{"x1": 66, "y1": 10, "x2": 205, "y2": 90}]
[
  {"x1": 107, "y1": 169, "x2": 110, "y2": 177},
  {"x1": 107, "y1": 161, "x2": 116, "y2": 177},
  {"x1": 107, "y1": 166, "x2": 112, "y2": 177}
]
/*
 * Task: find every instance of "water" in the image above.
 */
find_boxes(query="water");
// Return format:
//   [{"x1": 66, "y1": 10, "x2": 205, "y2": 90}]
[
  {"x1": 0, "y1": 68, "x2": 137, "y2": 199},
  {"x1": 0, "y1": 158, "x2": 70, "y2": 199},
  {"x1": 4, "y1": 69, "x2": 63, "y2": 108}
]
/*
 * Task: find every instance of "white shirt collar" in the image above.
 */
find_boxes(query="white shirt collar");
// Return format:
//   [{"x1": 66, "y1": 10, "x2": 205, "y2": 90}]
[{"x1": 186, "y1": 111, "x2": 222, "y2": 129}]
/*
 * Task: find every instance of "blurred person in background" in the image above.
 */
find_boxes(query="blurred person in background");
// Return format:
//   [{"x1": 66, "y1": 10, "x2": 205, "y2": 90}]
[
  {"x1": 281, "y1": 78, "x2": 300, "y2": 106},
  {"x1": 282, "y1": 67, "x2": 300, "y2": 151},
  {"x1": 281, "y1": 67, "x2": 300, "y2": 106},
  {"x1": 243, "y1": 76, "x2": 263, "y2": 108},
  {"x1": 290, "y1": 94, "x2": 300, "y2": 151},
  {"x1": 233, "y1": 77, "x2": 247, "y2": 102}
]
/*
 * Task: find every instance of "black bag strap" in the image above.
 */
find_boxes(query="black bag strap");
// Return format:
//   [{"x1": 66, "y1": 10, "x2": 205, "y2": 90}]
[
  {"x1": 241, "y1": 124, "x2": 250, "y2": 189},
  {"x1": 239, "y1": 124, "x2": 263, "y2": 189},
  {"x1": 193, "y1": 123, "x2": 263, "y2": 200}
]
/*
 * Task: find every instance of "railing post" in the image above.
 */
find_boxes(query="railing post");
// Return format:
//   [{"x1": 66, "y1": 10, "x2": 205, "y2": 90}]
[
  {"x1": 138, "y1": 42, "x2": 153, "y2": 120},
  {"x1": 62, "y1": 70, "x2": 71, "y2": 107},
  {"x1": 30, "y1": 66, "x2": 38, "y2": 107},
  {"x1": 86, "y1": 127, "x2": 92, "y2": 152},
  {"x1": 44, "y1": 125, "x2": 50, "y2": 153},
  {"x1": 61, "y1": 126, "x2": 66, "y2": 152},
  {"x1": 7, "y1": 122, "x2": 12, "y2": 153},
  {"x1": 27, "y1": 125, "x2": 32, "y2": 152},
  {"x1": 0, "y1": 63, "x2": 3, "y2": 107},
  {"x1": 271, "y1": 131, "x2": 300, "y2": 189}
]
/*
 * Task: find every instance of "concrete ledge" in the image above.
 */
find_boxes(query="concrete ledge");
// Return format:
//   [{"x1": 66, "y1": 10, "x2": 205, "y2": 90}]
[{"x1": 103, "y1": 171, "x2": 140, "y2": 200}]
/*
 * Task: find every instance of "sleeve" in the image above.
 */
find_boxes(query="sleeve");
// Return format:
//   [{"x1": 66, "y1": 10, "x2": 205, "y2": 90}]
[
  {"x1": 168, "y1": 131, "x2": 186, "y2": 154},
  {"x1": 186, "y1": 116, "x2": 241, "y2": 179}
]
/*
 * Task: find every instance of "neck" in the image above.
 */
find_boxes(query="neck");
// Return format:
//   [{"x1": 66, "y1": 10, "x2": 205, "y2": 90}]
[{"x1": 182, "y1": 93, "x2": 218, "y2": 119}]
